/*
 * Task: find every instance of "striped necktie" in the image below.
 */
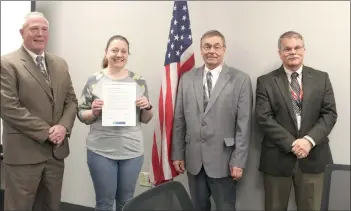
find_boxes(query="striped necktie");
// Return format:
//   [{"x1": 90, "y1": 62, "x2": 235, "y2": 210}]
[
  {"x1": 36, "y1": 55, "x2": 51, "y2": 85},
  {"x1": 203, "y1": 71, "x2": 212, "y2": 111},
  {"x1": 290, "y1": 72, "x2": 302, "y2": 130}
]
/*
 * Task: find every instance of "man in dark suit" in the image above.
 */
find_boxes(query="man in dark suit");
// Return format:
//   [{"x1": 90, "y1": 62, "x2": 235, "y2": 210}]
[
  {"x1": 255, "y1": 31, "x2": 337, "y2": 211},
  {"x1": 0, "y1": 12, "x2": 77, "y2": 210},
  {"x1": 172, "y1": 30, "x2": 253, "y2": 211}
]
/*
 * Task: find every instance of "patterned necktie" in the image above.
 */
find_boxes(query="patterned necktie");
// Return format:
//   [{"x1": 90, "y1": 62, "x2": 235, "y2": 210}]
[
  {"x1": 36, "y1": 56, "x2": 50, "y2": 85},
  {"x1": 203, "y1": 71, "x2": 212, "y2": 111},
  {"x1": 290, "y1": 72, "x2": 301, "y2": 130},
  {"x1": 206, "y1": 71, "x2": 212, "y2": 98}
]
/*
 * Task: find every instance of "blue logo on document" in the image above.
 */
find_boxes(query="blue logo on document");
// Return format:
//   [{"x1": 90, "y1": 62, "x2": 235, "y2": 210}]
[{"x1": 113, "y1": 121, "x2": 126, "y2": 125}]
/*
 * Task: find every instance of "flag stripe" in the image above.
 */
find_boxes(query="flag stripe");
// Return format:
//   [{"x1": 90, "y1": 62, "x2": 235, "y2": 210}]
[
  {"x1": 169, "y1": 63, "x2": 179, "y2": 115},
  {"x1": 180, "y1": 53, "x2": 195, "y2": 75},
  {"x1": 180, "y1": 46, "x2": 194, "y2": 66},
  {"x1": 163, "y1": 64, "x2": 174, "y2": 179},
  {"x1": 151, "y1": 131, "x2": 162, "y2": 181}
]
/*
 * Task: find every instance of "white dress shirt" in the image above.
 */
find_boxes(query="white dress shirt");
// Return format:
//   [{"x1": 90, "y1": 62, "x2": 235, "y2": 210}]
[
  {"x1": 284, "y1": 65, "x2": 315, "y2": 147},
  {"x1": 23, "y1": 45, "x2": 47, "y2": 70},
  {"x1": 203, "y1": 64, "x2": 222, "y2": 98}
]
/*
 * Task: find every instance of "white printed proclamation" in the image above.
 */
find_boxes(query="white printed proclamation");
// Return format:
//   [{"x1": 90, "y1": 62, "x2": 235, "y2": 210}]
[{"x1": 102, "y1": 82, "x2": 136, "y2": 126}]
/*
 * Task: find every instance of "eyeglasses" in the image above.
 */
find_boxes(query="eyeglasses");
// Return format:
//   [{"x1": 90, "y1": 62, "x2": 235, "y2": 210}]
[
  {"x1": 201, "y1": 44, "x2": 224, "y2": 52},
  {"x1": 281, "y1": 46, "x2": 305, "y2": 54}
]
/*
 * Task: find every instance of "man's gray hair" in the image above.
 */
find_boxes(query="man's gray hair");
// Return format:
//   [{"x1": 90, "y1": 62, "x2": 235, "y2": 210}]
[
  {"x1": 278, "y1": 31, "x2": 304, "y2": 50},
  {"x1": 21, "y1": 11, "x2": 49, "y2": 29},
  {"x1": 201, "y1": 30, "x2": 226, "y2": 47}
]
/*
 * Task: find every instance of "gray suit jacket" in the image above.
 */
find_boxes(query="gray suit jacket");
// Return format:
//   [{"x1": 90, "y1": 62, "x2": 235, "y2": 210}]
[{"x1": 171, "y1": 64, "x2": 253, "y2": 178}]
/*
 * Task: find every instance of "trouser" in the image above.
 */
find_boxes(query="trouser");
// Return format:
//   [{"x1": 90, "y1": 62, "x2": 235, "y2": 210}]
[
  {"x1": 263, "y1": 162, "x2": 324, "y2": 211},
  {"x1": 187, "y1": 167, "x2": 237, "y2": 211},
  {"x1": 87, "y1": 150, "x2": 143, "y2": 211},
  {"x1": 4, "y1": 158, "x2": 64, "y2": 211}
]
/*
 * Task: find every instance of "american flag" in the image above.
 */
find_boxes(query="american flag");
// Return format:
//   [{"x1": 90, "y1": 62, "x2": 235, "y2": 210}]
[{"x1": 150, "y1": 1, "x2": 195, "y2": 185}]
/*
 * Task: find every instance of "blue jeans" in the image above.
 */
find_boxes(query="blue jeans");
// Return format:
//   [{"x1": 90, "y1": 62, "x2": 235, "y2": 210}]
[{"x1": 87, "y1": 150, "x2": 143, "y2": 211}]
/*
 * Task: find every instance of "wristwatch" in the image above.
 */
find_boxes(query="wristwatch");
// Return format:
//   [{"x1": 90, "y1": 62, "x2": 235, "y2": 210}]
[{"x1": 64, "y1": 126, "x2": 70, "y2": 138}]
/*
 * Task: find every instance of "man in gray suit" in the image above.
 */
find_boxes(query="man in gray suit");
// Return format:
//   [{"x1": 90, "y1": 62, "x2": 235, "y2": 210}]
[
  {"x1": 172, "y1": 30, "x2": 253, "y2": 211},
  {"x1": 255, "y1": 31, "x2": 337, "y2": 211}
]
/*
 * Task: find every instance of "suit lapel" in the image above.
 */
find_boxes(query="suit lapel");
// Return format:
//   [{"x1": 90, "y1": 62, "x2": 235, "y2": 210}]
[
  {"x1": 203, "y1": 64, "x2": 231, "y2": 117},
  {"x1": 193, "y1": 67, "x2": 204, "y2": 114},
  {"x1": 46, "y1": 54, "x2": 58, "y2": 104},
  {"x1": 20, "y1": 47, "x2": 53, "y2": 100},
  {"x1": 274, "y1": 66, "x2": 296, "y2": 125},
  {"x1": 301, "y1": 66, "x2": 313, "y2": 125}
]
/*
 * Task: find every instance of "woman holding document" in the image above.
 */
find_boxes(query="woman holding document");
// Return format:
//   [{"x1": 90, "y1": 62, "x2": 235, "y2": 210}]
[{"x1": 77, "y1": 35, "x2": 153, "y2": 211}]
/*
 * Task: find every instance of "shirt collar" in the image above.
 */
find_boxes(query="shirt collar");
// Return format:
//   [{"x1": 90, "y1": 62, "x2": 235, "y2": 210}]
[
  {"x1": 284, "y1": 65, "x2": 303, "y2": 79},
  {"x1": 23, "y1": 44, "x2": 45, "y2": 61},
  {"x1": 204, "y1": 64, "x2": 222, "y2": 77}
]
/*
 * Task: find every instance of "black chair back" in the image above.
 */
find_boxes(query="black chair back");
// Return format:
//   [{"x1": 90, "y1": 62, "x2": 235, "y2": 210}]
[
  {"x1": 123, "y1": 181, "x2": 194, "y2": 211},
  {"x1": 320, "y1": 164, "x2": 350, "y2": 211}
]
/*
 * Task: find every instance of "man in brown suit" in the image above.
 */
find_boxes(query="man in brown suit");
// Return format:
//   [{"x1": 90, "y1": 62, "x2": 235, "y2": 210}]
[
  {"x1": 0, "y1": 12, "x2": 77, "y2": 210},
  {"x1": 255, "y1": 31, "x2": 337, "y2": 211}
]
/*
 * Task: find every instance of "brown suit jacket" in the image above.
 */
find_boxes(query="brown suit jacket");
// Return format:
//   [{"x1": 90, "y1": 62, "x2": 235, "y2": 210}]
[
  {"x1": 0, "y1": 46, "x2": 78, "y2": 165},
  {"x1": 255, "y1": 65, "x2": 337, "y2": 176}
]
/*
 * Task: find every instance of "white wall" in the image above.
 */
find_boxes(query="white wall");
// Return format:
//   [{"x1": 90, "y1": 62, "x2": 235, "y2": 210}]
[
  {"x1": 35, "y1": 1, "x2": 350, "y2": 209},
  {"x1": 0, "y1": 0, "x2": 32, "y2": 144}
]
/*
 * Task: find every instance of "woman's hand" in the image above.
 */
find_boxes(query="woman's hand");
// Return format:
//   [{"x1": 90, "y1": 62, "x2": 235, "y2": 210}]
[
  {"x1": 92, "y1": 99, "x2": 104, "y2": 117},
  {"x1": 136, "y1": 96, "x2": 150, "y2": 109}
]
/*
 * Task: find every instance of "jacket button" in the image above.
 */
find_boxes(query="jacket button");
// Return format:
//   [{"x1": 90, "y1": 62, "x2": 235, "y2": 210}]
[{"x1": 201, "y1": 121, "x2": 206, "y2": 126}]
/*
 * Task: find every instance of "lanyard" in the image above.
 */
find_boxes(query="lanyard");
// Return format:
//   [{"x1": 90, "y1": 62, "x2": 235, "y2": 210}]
[{"x1": 289, "y1": 84, "x2": 303, "y2": 109}]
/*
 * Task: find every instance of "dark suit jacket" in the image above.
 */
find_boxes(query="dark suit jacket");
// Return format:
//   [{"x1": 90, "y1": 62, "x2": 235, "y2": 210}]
[
  {"x1": 255, "y1": 65, "x2": 337, "y2": 176},
  {"x1": 0, "y1": 46, "x2": 78, "y2": 164}
]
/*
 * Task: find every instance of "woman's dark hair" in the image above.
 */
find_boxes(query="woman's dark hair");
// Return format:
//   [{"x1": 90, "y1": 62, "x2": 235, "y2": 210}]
[{"x1": 102, "y1": 35, "x2": 130, "y2": 68}]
